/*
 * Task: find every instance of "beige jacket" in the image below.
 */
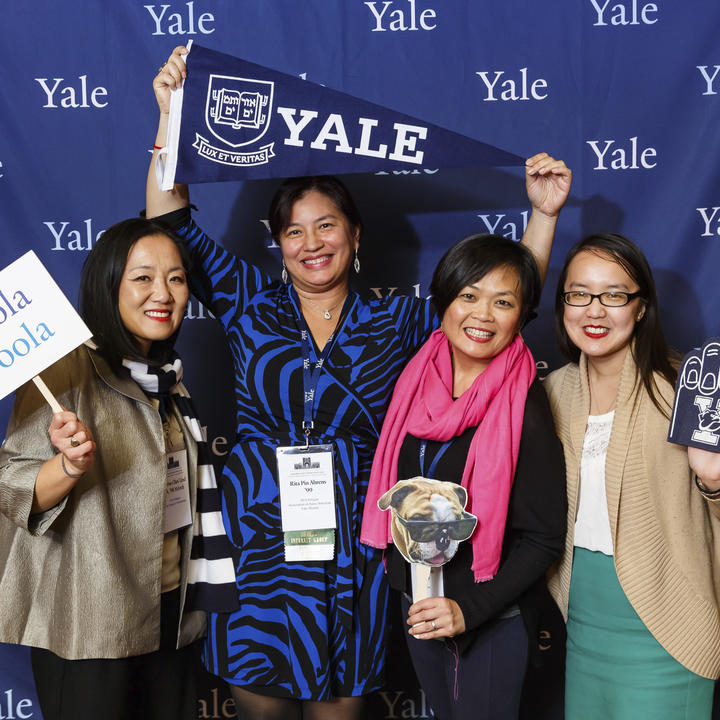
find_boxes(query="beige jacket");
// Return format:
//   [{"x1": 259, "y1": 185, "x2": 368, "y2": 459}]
[
  {"x1": 544, "y1": 350, "x2": 720, "y2": 679},
  {"x1": 0, "y1": 344, "x2": 205, "y2": 659}
]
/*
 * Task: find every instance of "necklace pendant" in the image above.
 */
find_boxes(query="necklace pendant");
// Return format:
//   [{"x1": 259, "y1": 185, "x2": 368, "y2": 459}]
[{"x1": 323, "y1": 310, "x2": 331, "y2": 320}]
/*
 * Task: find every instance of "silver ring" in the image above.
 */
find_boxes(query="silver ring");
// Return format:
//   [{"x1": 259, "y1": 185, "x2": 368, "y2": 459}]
[
  {"x1": 70, "y1": 437, "x2": 80, "y2": 448},
  {"x1": 431, "y1": 620, "x2": 437, "y2": 631}
]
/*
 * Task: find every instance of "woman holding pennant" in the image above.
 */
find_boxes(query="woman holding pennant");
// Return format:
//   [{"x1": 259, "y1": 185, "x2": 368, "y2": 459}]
[
  {"x1": 0, "y1": 218, "x2": 237, "y2": 720},
  {"x1": 148, "y1": 45, "x2": 571, "y2": 719}
]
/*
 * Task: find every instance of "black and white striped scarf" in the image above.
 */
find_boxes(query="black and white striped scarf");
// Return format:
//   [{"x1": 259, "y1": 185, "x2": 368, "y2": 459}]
[{"x1": 123, "y1": 353, "x2": 239, "y2": 612}]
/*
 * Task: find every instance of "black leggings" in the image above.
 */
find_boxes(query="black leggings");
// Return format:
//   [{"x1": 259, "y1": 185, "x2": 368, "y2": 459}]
[
  {"x1": 31, "y1": 589, "x2": 198, "y2": 720},
  {"x1": 402, "y1": 595, "x2": 528, "y2": 720}
]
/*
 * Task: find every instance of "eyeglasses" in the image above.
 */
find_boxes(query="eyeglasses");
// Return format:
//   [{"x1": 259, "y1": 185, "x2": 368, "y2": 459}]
[
  {"x1": 395, "y1": 514, "x2": 477, "y2": 543},
  {"x1": 562, "y1": 291, "x2": 644, "y2": 307}
]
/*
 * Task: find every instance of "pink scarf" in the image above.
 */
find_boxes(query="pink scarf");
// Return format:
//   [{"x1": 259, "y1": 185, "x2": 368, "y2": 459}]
[{"x1": 360, "y1": 329, "x2": 536, "y2": 581}]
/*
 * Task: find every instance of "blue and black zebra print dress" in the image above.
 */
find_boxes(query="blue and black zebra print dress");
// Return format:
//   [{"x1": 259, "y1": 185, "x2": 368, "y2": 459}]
[{"x1": 172, "y1": 213, "x2": 436, "y2": 699}]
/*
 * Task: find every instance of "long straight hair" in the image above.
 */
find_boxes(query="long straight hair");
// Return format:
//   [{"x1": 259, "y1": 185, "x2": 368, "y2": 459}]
[{"x1": 554, "y1": 233, "x2": 677, "y2": 416}]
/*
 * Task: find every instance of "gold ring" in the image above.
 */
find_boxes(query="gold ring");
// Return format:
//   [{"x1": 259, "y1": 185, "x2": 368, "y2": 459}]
[
  {"x1": 158, "y1": 64, "x2": 166, "y2": 73},
  {"x1": 70, "y1": 437, "x2": 80, "y2": 448}
]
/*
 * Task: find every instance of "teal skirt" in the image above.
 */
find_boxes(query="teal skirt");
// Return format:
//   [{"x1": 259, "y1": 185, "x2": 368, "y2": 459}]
[{"x1": 566, "y1": 548, "x2": 714, "y2": 720}]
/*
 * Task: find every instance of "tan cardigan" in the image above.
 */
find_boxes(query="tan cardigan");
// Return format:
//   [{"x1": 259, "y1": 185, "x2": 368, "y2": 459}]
[{"x1": 544, "y1": 350, "x2": 720, "y2": 679}]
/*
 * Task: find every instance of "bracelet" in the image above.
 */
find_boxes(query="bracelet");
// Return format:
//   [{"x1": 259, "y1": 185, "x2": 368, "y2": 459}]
[
  {"x1": 61, "y1": 455, "x2": 84, "y2": 479},
  {"x1": 153, "y1": 143, "x2": 164, "y2": 150},
  {"x1": 694, "y1": 475, "x2": 720, "y2": 498}
]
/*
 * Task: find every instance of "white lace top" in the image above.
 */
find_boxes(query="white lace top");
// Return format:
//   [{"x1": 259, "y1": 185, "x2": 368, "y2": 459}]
[{"x1": 574, "y1": 411, "x2": 615, "y2": 555}]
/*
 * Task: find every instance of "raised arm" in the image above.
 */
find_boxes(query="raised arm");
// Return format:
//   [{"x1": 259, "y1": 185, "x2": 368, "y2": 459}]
[
  {"x1": 145, "y1": 46, "x2": 272, "y2": 324},
  {"x1": 147, "y1": 45, "x2": 192, "y2": 219},
  {"x1": 521, "y1": 153, "x2": 573, "y2": 286}
]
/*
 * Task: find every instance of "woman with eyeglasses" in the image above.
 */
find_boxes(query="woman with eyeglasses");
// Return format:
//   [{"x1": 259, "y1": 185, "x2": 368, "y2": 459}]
[
  {"x1": 362, "y1": 234, "x2": 567, "y2": 720},
  {"x1": 545, "y1": 233, "x2": 720, "y2": 719}
]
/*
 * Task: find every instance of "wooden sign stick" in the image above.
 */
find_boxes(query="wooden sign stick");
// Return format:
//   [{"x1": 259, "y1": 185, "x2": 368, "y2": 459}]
[{"x1": 32, "y1": 375, "x2": 62, "y2": 414}]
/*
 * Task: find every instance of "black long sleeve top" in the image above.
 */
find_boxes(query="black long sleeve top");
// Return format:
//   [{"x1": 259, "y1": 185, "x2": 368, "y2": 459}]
[{"x1": 387, "y1": 379, "x2": 567, "y2": 657}]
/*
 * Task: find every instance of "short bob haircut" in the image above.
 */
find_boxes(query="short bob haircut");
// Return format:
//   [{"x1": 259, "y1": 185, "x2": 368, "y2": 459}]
[
  {"x1": 80, "y1": 217, "x2": 191, "y2": 369},
  {"x1": 554, "y1": 232, "x2": 677, "y2": 415},
  {"x1": 268, "y1": 175, "x2": 363, "y2": 241},
  {"x1": 429, "y1": 233, "x2": 541, "y2": 328}
]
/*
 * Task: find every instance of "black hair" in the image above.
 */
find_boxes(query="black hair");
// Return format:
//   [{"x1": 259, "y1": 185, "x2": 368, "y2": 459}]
[
  {"x1": 79, "y1": 217, "x2": 191, "y2": 370},
  {"x1": 554, "y1": 232, "x2": 677, "y2": 416},
  {"x1": 429, "y1": 233, "x2": 541, "y2": 327},
  {"x1": 268, "y1": 175, "x2": 362, "y2": 241}
]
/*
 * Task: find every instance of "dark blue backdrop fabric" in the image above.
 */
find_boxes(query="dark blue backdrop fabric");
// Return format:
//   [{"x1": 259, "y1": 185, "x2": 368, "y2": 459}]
[{"x1": 2, "y1": 1, "x2": 720, "y2": 718}]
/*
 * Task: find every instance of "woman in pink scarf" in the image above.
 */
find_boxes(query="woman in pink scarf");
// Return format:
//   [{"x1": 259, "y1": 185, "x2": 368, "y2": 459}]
[{"x1": 361, "y1": 234, "x2": 566, "y2": 720}]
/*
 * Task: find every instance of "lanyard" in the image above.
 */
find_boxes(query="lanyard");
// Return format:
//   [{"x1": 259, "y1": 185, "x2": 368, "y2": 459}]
[
  {"x1": 419, "y1": 439, "x2": 453, "y2": 479},
  {"x1": 290, "y1": 287, "x2": 353, "y2": 446}
]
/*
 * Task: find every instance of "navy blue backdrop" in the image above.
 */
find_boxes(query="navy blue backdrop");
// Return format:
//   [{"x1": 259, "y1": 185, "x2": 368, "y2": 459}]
[{"x1": 2, "y1": 1, "x2": 719, "y2": 718}]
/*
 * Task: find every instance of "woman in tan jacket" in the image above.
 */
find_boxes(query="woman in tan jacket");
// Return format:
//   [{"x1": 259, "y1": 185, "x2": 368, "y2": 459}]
[
  {"x1": 544, "y1": 233, "x2": 720, "y2": 719},
  {"x1": 0, "y1": 218, "x2": 235, "y2": 720}
]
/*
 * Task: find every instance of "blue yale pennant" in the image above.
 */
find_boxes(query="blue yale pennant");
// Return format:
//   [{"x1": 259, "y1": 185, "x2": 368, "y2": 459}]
[{"x1": 157, "y1": 43, "x2": 523, "y2": 188}]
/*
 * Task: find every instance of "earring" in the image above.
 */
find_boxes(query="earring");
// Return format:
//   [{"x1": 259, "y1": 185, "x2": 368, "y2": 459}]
[
  {"x1": 281, "y1": 261, "x2": 288, "y2": 285},
  {"x1": 353, "y1": 249, "x2": 360, "y2": 274}
]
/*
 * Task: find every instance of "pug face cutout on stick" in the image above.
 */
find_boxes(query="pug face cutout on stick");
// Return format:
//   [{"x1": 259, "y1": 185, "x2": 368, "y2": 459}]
[{"x1": 378, "y1": 477, "x2": 478, "y2": 566}]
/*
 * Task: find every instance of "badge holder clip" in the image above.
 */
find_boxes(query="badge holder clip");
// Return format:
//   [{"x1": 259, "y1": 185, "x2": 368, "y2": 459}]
[{"x1": 302, "y1": 420, "x2": 313, "y2": 450}]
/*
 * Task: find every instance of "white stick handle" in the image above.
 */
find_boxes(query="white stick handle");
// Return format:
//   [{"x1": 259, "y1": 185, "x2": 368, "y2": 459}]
[
  {"x1": 32, "y1": 376, "x2": 62, "y2": 414},
  {"x1": 412, "y1": 564, "x2": 432, "y2": 602}
]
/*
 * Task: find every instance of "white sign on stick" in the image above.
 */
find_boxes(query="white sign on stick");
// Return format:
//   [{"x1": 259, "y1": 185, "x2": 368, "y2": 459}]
[{"x1": 0, "y1": 251, "x2": 92, "y2": 401}]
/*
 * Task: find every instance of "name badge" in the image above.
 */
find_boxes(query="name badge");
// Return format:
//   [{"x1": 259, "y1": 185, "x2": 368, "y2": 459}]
[
  {"x1": 163, "y1": 447, "x2": 192, "y2": 534},
  {"x1": 276, "y1": 444, "x2": 336, "y2": 561}
]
